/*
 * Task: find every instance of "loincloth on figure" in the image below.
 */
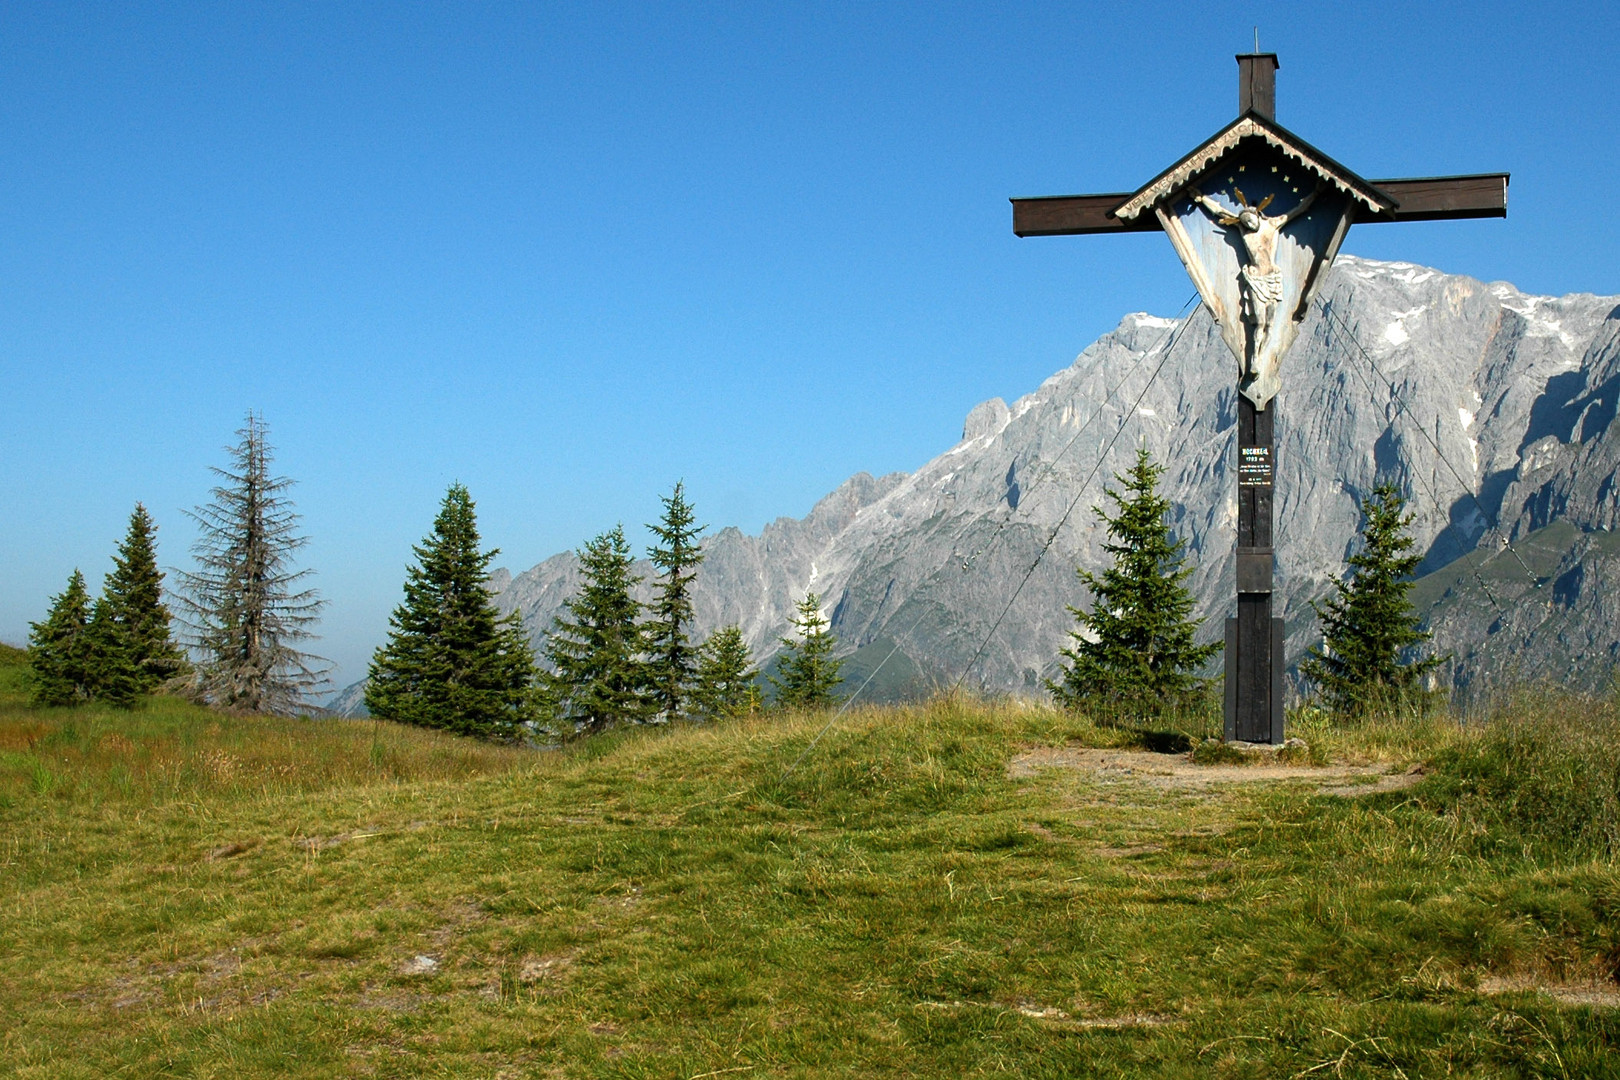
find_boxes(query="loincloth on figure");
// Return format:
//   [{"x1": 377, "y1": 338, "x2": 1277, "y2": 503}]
[{"x1": 1240, "y1": 264, "x2": 1284, "y2": 320}]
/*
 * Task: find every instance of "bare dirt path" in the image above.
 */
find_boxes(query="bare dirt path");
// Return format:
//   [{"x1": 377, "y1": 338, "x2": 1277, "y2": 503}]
[{"x1": 1008, "y1": 746, "x2": 1425, "y2": 797}]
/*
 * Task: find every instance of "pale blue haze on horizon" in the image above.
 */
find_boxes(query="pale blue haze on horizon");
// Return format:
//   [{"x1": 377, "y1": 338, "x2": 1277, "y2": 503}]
[{"x1": 3, "y1": 2, "x2": 1616, "y2": 688}]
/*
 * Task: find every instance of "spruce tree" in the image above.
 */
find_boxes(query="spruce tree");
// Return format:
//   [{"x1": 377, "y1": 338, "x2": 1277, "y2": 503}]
[
  {"x1": 645, "y1": 481, "x2": 706, "y2": 720},
  {"x1": 1300, "y1": 483, "x2": 1445, "y2": 715},
  {"x1": 1047, "y1": 448, "x2": 1220, "y2": 717},
  {"x1": 366, "y1": 484, "x2": 539, "y2": 738},
  {"x1": 84, "y1": 596, "x2": 140, "y2": 708},
  {"x1": 99, "y1": 504, "x2": 185, "y2": 696},
  {"x1": 27, "y1": 570, "x2": 94, "y2": 706},
  {"x1": 768, "y1": 592, "x2": 843, "y2": 708},
  {"x1": 544, "y1": 525, "x2": 650, "y2": 732},
  {"x1": 175, "y1": 413, "x2": 327, "y2": 714},
  {"x1": 692, "y1": 624, "x2": 759, "y2": 719}
]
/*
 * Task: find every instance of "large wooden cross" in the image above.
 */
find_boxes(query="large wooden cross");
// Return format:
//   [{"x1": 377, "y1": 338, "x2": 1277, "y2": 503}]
[{"x1": 1012, "y1": 54, "x2": 1506, "y2": 744}]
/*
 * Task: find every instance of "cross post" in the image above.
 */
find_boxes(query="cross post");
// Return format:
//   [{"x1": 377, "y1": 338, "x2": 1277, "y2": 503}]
[{"x1": 1230, "y1": 54, "x2": 1281, "y2": 744}]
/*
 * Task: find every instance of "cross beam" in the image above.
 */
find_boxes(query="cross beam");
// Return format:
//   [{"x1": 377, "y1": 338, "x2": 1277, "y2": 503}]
[
  {"x1": 1014, "y1": 54, "x2": 1505, "y2": 743},
  {"x1": 1011, "y1": 174, "x2": 1508, "y2": 236}
]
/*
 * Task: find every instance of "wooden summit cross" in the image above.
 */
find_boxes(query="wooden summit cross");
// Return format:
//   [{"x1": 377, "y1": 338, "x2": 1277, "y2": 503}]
[{"x1": 1012, "y1": 54, "x2": 1506, "y2": 744}]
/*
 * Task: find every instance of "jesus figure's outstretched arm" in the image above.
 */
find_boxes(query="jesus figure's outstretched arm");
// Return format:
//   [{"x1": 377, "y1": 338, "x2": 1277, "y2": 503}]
[{"x1": 1186, "y1": 188, "x2": 1233, "y2": 223}]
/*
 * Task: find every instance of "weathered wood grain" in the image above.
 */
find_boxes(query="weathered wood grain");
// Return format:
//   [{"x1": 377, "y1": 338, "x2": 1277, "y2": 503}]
[{"x1": 1364, "y1": 174, "x2": 1509, "y2": 222}]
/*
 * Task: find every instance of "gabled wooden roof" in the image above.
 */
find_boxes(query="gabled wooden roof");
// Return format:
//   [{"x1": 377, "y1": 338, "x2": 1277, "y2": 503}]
[{"x1": 1111, "y1": 111, "x2": 1396, "y2": 222}]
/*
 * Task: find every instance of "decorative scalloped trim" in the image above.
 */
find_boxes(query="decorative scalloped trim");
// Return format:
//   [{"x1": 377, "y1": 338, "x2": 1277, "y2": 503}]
[{"x1": 1114, "y1": 118, "x2": 1390, "y2": 221}]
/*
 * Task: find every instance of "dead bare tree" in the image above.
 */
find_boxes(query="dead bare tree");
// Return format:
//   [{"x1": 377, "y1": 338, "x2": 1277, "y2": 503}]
[{"x1": 175, "y1": 413, "x2": 328, "y2": 714}]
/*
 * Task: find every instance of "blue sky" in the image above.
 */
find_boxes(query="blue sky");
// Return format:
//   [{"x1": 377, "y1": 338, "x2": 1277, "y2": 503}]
[{"x1": 3, "y1": 2, "x2": 1616, "y2": 688}]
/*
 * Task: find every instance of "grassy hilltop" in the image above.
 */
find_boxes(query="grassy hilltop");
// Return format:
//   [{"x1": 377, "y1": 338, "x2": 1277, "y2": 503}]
[{"x1": 1, "y1": 643, "x2": 1617, "y2": 1077}]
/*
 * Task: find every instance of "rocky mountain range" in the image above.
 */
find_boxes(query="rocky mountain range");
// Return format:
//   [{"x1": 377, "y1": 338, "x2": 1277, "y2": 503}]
[{"x1": 333, "y1": 256, "x2": 1620, "y2": 715}]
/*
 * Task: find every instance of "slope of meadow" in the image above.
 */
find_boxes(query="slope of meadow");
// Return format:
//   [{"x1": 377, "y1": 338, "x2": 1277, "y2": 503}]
[{"x1": 1, "y1": 642, "x2": 1617, "y2": 1078}]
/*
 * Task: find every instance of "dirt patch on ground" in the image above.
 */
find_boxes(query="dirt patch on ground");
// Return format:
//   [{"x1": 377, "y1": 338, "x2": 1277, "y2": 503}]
[
  {"x1": 518, "y1": 950, "x2": 579, "y2": 985},
  {"x1": 1009, "y1": 746, "x2": 1422, "y2": 796},
  {"x1": 915, "y1": 999, "x2": 1181, "y2": 1030},
  {"x1": 1481, "y1": 974, "x2": 1620, "y2": 1008},
  {"x1": 67, "y1": 948, "x2": 280, "y2": 1013},
  {"x1": 1093, "y1": 843, "x2": 1165, "y2": 858}
]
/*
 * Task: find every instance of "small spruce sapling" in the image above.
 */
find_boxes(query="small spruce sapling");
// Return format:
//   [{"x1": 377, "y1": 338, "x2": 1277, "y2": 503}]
[
  {"x1": 1047, "y1": 448, "x2": 1220, "y2": 718},
  {"x1": 1300, "y1": 483, "x2": 1445, "y2": 715},
  {"x1": 693, "y1": 624, "x2": 760, "y2": 719},
  {"x1": 769, "y1": 592, "x2": 843, "y2": 709}
]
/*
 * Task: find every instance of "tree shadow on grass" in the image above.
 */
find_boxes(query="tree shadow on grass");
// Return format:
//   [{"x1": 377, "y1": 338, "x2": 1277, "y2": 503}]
[{"x1": 1123, "y1": 729, "x2": 1195, "y2": 755}]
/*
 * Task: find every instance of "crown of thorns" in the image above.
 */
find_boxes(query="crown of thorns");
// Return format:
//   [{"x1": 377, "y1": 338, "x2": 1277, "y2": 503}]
[{"x1": 1216, "y1": 187, "x2": 1274, "y2": 226}]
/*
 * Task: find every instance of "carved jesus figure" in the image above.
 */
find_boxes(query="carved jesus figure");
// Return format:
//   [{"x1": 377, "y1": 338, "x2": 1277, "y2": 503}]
[{"x1": 1188, "y1": 183, "x2": 1320, "y2": 371}]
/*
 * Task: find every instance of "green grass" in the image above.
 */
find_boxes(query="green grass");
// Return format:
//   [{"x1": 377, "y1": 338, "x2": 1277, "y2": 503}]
[{"x1": 1, "y1": 644, "x2": 1617, "y2": 1077}]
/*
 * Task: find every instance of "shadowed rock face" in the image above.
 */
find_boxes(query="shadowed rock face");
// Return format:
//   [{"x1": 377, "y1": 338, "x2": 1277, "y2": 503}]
[
  {"x1": 1410, "y1": 521, "x2": 1620, "y2": 696},
  {"x1": 489, "y1": 256, "x2": 1620, "y2": 702}
]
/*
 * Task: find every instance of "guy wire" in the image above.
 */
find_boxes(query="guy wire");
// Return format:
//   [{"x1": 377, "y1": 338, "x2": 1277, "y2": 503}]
[
  {"x1": 779, "y1": 294, "x2": 1200, "y2": 780},
  {"x1": 950, "y1": 293, "x2": 1200, "y2": 576},
  {"x1": 1317, "y1": 295, "x2": 1536, "y2": 621},
  {"x1": 952, "y1": 299, "x2": 1199, "y2": 694}
]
